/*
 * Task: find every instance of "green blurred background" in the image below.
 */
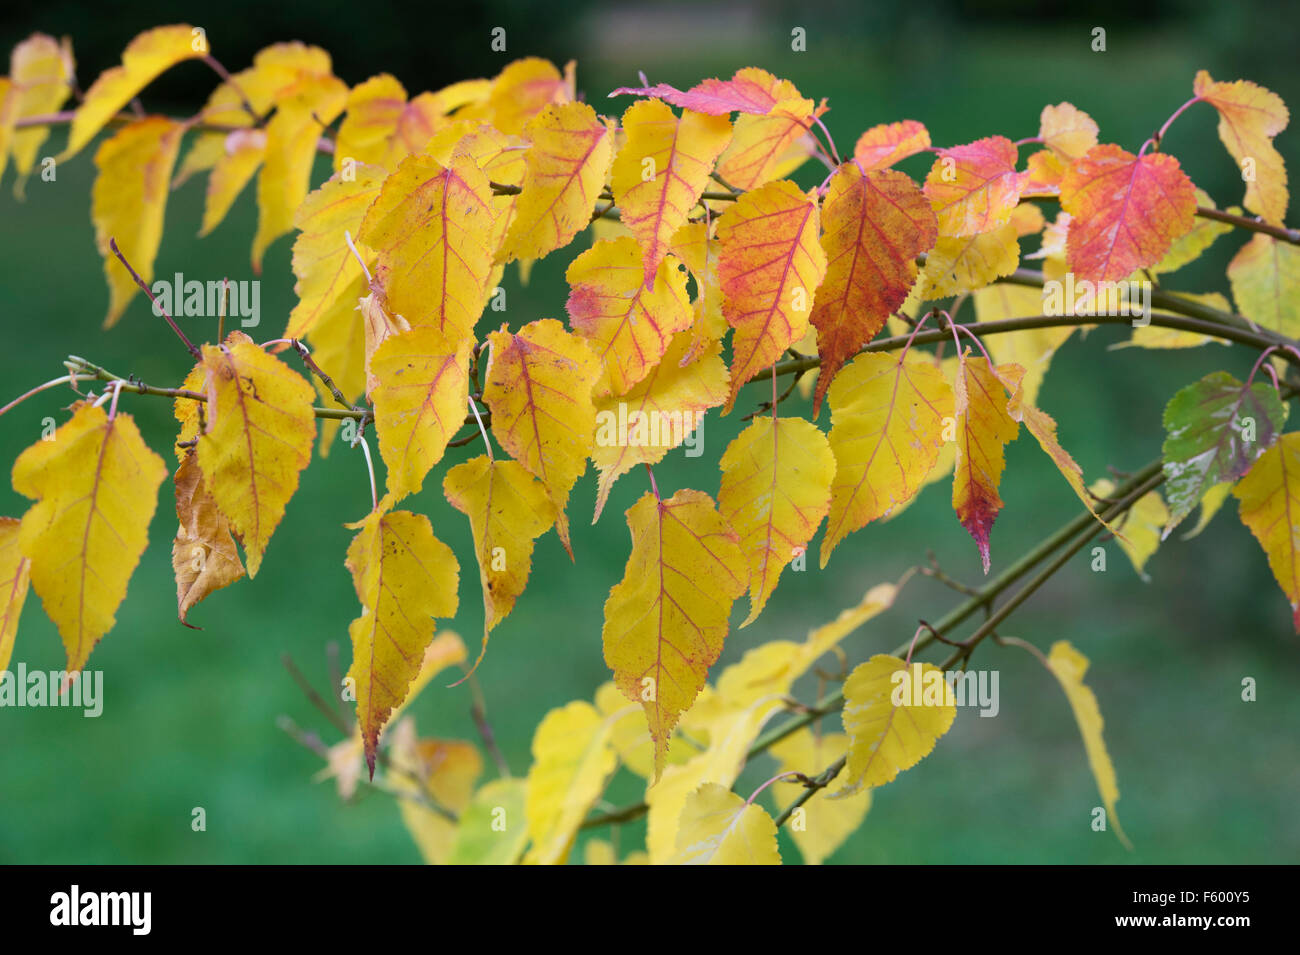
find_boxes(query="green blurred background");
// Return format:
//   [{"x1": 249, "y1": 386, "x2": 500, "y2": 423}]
[{"x1": 1, "y1": 0, "x2": 1297, "y2": 864}]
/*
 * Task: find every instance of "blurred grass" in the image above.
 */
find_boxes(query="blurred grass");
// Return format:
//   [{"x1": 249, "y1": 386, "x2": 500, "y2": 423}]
[{"x1": 1, "y1": 7, "x2": 1298, "y2": 863}]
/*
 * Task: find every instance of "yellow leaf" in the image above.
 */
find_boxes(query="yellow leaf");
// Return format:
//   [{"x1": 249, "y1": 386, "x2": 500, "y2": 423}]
[
  {"x1": 334, "y1": 74, "x2": 446, "y2": 172},
  {"x1": 1089, "y1": 478, "x2": 1168, "y2": 580},
  {"x1": 590, "y1": 330, "x2": 728, "y2": 522},
  {"x1": 611, "y1": 99, "x2": 732, "y2": 285},
  {"x1": 345, "y1": 508, "x2": 459, "y2": 773},
  {"x1": 483, "y1": 319, "x2": 600, "y2": 554},
  {"x1": 820, "y1": 351, "x2": 954, "y2": 567},
  {"x1": 171, "y1": 451, "x2": 244, "y2": 626},
  {"x1": 252, "y1": 72, "x2": 348, "y2": 269},
  {"x1": 446, "y1": 777, "x2": 529, "y2": 865},
  {"x1": 835, "y1": 654, "x2": 956, "y2": 796},
  {"x1": 594, "y1": 681, "x2": 692, "y2": 780},
  {"x1": 1043, "y1": 640, "x2": 1131, "y2": 848},
  {"x1": 771, "y1": 730, "x2": 868, "y2": 865},
  {"x1": 564, "y1": 236, "x2": 694, "y2": 396},
  {"x1": 188, "y1": 42, "x2": 334, "y2": 235},
  {"x1": 668, "y1": 220, "x2": 728, "y2": 365},
  {"x1": 198, "y1": 129, "x2": 266, "y2": 237},
  {"x1": 602, "y1": 489, "x2": 748, "y2": 779},
  {"x1": 1039, "y1": 102, "x2": 1098, "y2": 161},
  {"x1": 370, "y1": 325, "x2": 472, "y2": 505},
  {"x1": 644, "y1": 583, "x2": 898, "y2": 862},
  {"x1": 197, "y1": 331, "x2": 317, "y2": 577},
  {"x1": 300, "y1": 272, "x2": 367, "y2": 457},
  {"x1": 60, "y1": 25, "x2": 204, "y2": 161},
  {"x1": 671, "y1": 782, "x2": 781, "y2": 865},
  {"x1": 2, "y1": 34, "x2": 75, "y2": 192},
  {"x1": 523, "y1": 700, "x2": 618, "y2": 865},
  {"x1": 91, "y1": 117, "x2": 184, "y2": 326},
  {"x1": 284, "y1": 163, "x2": 386, "y2": 340},
  {"x1": 481, "y1": 57, "x2": 572, "y2": 137},
  {"x1": 12, "y1": 403, "x2": 167, "y2": 673},
  {"x1": 359, "y1": 152, "x2": 497, "y2": 341},
  {"x1": 718, "y1": 417, "x2": 834, "y2": 625},
  {"x1": 1182, "y1": 481, "x2": 1231, "y2": 540},
  {"x1": 921, "y1": 222, "x2": 1019, "y2": 297},
  {"x1": 717, "y1": 179, "x2": 827, "y2": 412},
  {"x1": 0, "y1": 517, "x2": 32, "y2": 673},
  {"x1": 1234, "y1": 432, "x2": 1300, "y2": 631},
  {"x1": 1194, "y1": 70, "x2": 1289, "y2": 225},
  {"x1": 1228, "y1": 233, "x2": 1300, "y2": 338},
  {"x1": 443, "y1": 455, "x2": 557, "y2": 671},
  {"x1": 1153, "y1": 189, "x2": 1234, "y2": 275},
  {"x1": 952, "y1": 349, "x2": 1020, "y2": 572},
  {"x1": 497, "y1": 101, "x2": 615, "y2": 263},
  {"x1": 717, "y1": 83, "x2": 823, "y2": 191}
]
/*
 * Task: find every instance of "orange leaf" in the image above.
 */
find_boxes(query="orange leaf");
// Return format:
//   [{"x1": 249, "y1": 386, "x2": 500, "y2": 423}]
[
  {"x1": 1194, "y1": 70, "x2": 1289, "y2": 225},
  {"x1": 951, "y1": 352, "x2": 1021, "y2": 572},
  {"x1": 852, "y1": 120, "x2": 931, "y2": 171},
  {"x1": 611, "y1": 98, "x2": 732, "y2": 287},
  {"x1": 1060, "y1": 143, "x2": 1196, "y2": 283},
  {"x1": 923, "y1": 136, "x2": 1020, "y2": 237},
  {"x1": 809, "y1": 164, "x2": 938, "y2": 413},
  {"x1": 564, "y1": 236, "x2": 693, "y2": 396},
  {"x1": 716, "y1": 179, "x2": 826, "y2": 413}
]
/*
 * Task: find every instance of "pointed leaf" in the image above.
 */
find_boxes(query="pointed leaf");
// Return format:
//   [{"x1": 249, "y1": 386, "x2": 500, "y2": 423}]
[
  {"x1": 12, "y1": 404, "x2": 167, "y2": 673},
  {"x1": 359, "y1": 152, "x2": 497, "y2": 341},
  {"x1": 611, "y1": 99, "x2": 732, "y2": 286},
  {"x1": 91, "y1": 117, "x2": 184, "y2": 326},
  {"x1": 482, "y1": 319, "x2": 600, "y2": 554},
  {"x1": 590, "y1": 330, "x2": 728, "y2": 521},
  {"x1": 370, "y1": 325, "x2": 472, "y2": 504},
  {"x1": 717, "y1": 179, "x2": 826, "y2": 412},
  {"x1": 345, "y1": 508, "x2": 459, "y2": 773},
  {"x1": 443, "y1": 455, "x2": 557, "y2": 671},
  {"x1": 923, "y1": 136, "x2": 1020, "y2": 237},
  {"x1": 602, "y1": 489, "x2": 748, "y2": 779},
  {"x1": 820, "y1": 352, "x2": 954, "y2": 567},
  {"x1": 522, "y1": 700, "x2": 618, "y2": 865},
  {"x1": 1161, "y1": 370, "x2": 1287, "y2": 537},
  {"x1": 1228, "y1": 233, "x2": 1300, "y2": 338},
  {"x1": 497, "y1": 101, "x2": 615, "y2": 263},
  {"x1": 1060, "y1": 143, "x2": 1197, "y2": 283},
  {"x1": 1043, "y1": 640, "x2": 1131, "y2": 848},
  {"x1": 196, "y1": 331, "x2": 317, "y2": 577},
  {"x1": 1234, "y1": 432, "x2": 1300, "y2": 631},
  {"x1": 0, "y1": 517, "x2": 32, "y2": 673},
  {"x1": 60, "y1": 25, "x2": 204, "y2": 161},
  {"x1": 718, "y1": 417, "x2": 834, "y2": 625},
  {"x1": 834, "y1": 654, "x2": 956, "y2": 797},
  {"x1": 1194, "y1": 70, "x2": 1289, "y2": 224},
  {"x1": 952, "y1": 351, "x2": 1020, "y2": 572},
  {"x1": 810, "y1": 164, "x2": 937, "y2": 411}
]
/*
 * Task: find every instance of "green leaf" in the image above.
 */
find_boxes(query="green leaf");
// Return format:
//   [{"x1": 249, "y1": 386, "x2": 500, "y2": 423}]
[{"x1": 1160, "y1": 371, "x2": 1287, "y2": 538}]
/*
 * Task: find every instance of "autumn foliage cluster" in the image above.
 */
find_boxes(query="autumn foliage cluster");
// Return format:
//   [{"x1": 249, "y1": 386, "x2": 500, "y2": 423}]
[{"x1": 0, "y1": 24, "x2": 1296, "y2": 864}]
